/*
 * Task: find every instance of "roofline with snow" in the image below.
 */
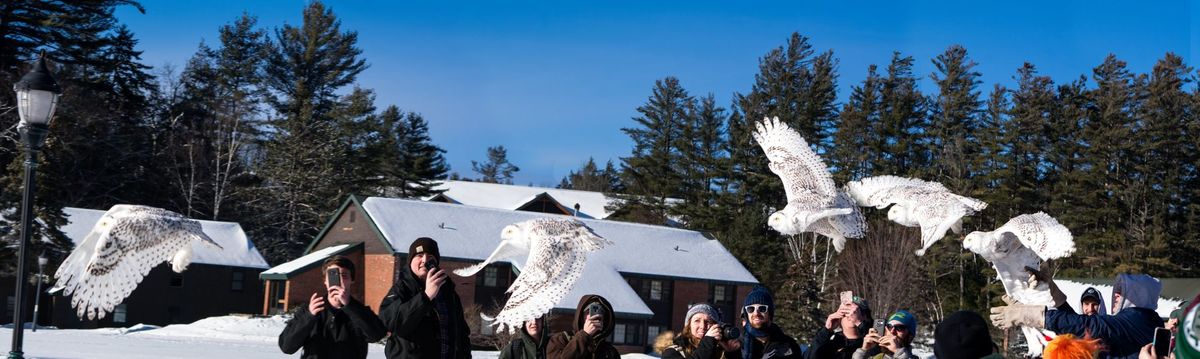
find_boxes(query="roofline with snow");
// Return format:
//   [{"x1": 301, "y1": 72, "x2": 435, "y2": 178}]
[
  {"x1": 260, "y1": 242, "x2": 365, "y2": 280},
  {"x1": 302, "y1": 195, "x2": 394, "y2": 255}
]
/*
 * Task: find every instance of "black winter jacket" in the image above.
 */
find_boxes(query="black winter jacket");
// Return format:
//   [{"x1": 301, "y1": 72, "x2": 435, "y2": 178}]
[
  {"x1": 379, "y1": 265, "x2": 472, "y2": 359},
  {"x1": 278, "y1": 295, "x2": 387, "y2": 359},
  {"x1": 662, "y1": 334, "x2": 743, "y2": 359},
  {"x1": 742, "y1": 324, "x2": 802, "y2": 359},
  {"x1": 806, "y1": 326, "x2": 864, "y2": 359}
]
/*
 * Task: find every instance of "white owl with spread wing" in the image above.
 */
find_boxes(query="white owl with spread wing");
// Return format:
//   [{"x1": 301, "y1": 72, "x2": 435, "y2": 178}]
[
  {"x1": 453, "y1": 218, "x2": 612, "y2": 333},
  {"x1": 752, "y1": 117, "x2": 865, "y2": 251},
  {"x1": 54, "y1": 205, "x2": 222, "y2": 320},
  {"x1": 963, "y1": 212, "x2": 1075, "y2": 357},
  {"x1": 846, "y1": 175, "x2": 987, "y2": 255}
]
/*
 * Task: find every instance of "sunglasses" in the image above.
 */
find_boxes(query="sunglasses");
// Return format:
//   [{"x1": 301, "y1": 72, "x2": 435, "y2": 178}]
[
  {"x1": 744, "y1": 304, "x2": 770, "y2": 314},
  {"x1": 885, "y1": 324, "x2": 908, "y2": 332}
]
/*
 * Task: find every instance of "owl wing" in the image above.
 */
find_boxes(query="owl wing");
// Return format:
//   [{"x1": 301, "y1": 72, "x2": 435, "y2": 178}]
[
  {"x1": 846, "y1": 175, "x2": 936, "y2": 208},
  {"x1": 489, "y1": 219, "x2": 611, "y2": 333},
  {"x1": 826, "y1": 190, "x2": 867, "y2": 242},
  {"x1": 752, "y1": 117, "x2": 839, "y2": 204},
  {"x1": 53, "y1": 205, "x2": 207, "y2": 320},
  {"x1": 996, "y1": 212, "x2": 1075, "y2": 261},
  {"x1": 453, "y1": 238, "x2": 529, "y2": 277}
]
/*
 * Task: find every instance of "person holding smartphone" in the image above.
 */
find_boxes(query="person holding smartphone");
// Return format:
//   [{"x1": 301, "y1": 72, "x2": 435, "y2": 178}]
[
  {"x1": 380, "y1": 237, "x2": 472, "y2": 359},
  {"x1": 808, "y1": 291, "x2": 873, "y2": 359},
  {"x1": 279, "y1": 255, "x2": 387, "y2": 359},
  {"x1": 547, "y1": 294, "x2": 621, "y2": 359},
  {"x1": 854, "y1": 310, "x2": 917, "y2": 359}
]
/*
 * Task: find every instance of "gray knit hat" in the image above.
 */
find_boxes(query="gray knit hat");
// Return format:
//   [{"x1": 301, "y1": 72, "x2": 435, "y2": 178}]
[{"x1": 684, "y1": 303, "x2": 721, "y2": 329}]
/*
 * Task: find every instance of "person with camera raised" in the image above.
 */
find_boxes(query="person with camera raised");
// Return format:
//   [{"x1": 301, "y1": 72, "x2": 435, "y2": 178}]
[
  {"x1": 739, "y1": 286, "x2": 802, "y2": 359},
  {"x1": 663, "y1": 303, "x2": 742, "y2": 359},
  {"x1": 547, "y1": 294, "x2": 621, "y2": 359},
  {"x1": 380, "y1": 237, "x2": 472, "y2": 359},
  {"x1": 278, "y1": 255, "x2": 387, "y2": 359},
  {"x1": 807, "y1": 293, "x2": 873, "y2": 359},
  {"x1": 853, "y1": 310, "x2": 917, "y2": 359}
]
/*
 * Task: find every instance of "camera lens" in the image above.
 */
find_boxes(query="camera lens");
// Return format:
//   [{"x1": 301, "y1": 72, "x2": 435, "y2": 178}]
[{"x1": 720, "y1": 324, "x2": 740, "y2": 340}]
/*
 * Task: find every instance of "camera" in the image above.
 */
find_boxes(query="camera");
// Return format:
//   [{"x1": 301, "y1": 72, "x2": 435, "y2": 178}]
[
  {"x1": 719, "y1": 323, "x2": 740, "y2": 340},
  {"x1": 585, "y1": 302, "x2": 605, "y2": 317},
  {"x1": 424, "y1": 257, "x2": 439, "y2": 271}
]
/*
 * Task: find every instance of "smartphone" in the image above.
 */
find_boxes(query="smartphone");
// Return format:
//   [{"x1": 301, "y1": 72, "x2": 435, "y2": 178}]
[
  {"x1": 840, "y1": 291, "x2": 854, "y2": 305},
  {"x1": 874, "y1": 320, "x2": 886, "y2": 335},
  {"x1": 327, "y1": 267, "x2": 341, "y2": 287},
  {"x1": 1153, "y1": 327, "x2": 1171, "y2": 358},
  {"x1": 425, "y1": 257, "x2": 439, "y2": 271}
]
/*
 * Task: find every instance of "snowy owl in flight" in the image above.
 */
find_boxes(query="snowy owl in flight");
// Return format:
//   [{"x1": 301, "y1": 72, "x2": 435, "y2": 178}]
[
  {"x1": 752, "y1": 117, "x2": 865, "y2": 251},
  {"x1": 963, "y1": 212, "x2": 1075, "y2": 357},
  {"x1": 846, "y1": 175, "x2": 987, "y2": 255},
  {"x1": 453, "y1": 217, "x2": 612, "y2": 333},
  {"x1": 54, "y1": 205, "x2": 222, "y2": 320}
]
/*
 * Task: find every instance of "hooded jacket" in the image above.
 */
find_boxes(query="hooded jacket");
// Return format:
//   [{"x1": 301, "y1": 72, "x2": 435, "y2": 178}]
[
  {"x1": 278, "y1": 295, "x2": 388, "y2": 359},
  {"x1": 499, "y1": 317, "x2": 551, "y2": 359},
  {"x1": 379, "y1": 258, "x2": 472, "y2": 359},
  {"x1": 1045, "y1": 274, "x2": 1165, "y2": 359},
  {"x1": 547, "y1": 295, "x2": 621, "y2": 359}
]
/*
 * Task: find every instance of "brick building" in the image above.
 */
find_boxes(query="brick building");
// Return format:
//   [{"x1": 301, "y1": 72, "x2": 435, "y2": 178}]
[{"x1": 261, "y1": 192, "x2": 757, "y2": 353}]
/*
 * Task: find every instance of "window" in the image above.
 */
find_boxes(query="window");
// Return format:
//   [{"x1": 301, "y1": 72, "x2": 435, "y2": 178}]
[
  {"x1": 483, "y1": 267, "x2": 498, "y2": 287},
  {"x1": 612, "y1": 324, "x2": 627, "y2": 344},
  {"x1": 713, "y1": 285, "x2": 733, "y2": 304},
  {"x1": 169, "y1": 272, "x2": 184, "y2": 287},
  {"x1": 650, "y1": 281, "x2": 663, "y2": 300},
  {"x1": 267, "y1": 280, "x2": 286, "y2": 315},
  {"x1": 231, "y1": 271, "x2": 245, "y2": 291},
  {"x1": 113, "y1": 304, "x2": 127, "y2": 323},
  {"x1": 349, "y1": 210, "x2": 356, "y2": 223}
]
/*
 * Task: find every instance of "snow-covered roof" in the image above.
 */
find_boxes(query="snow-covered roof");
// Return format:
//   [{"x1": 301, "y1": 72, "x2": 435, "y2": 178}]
[
  {"x1": 62, "y1": 207, "x2": 269, "y2": 269},
  {"x1": 1056, "y1": 279, "x2": 1183, "y2": 318},
  {"x1": 260, "y1": 244, "x2": 356, "y2": 279},
  {"x1": 428, "y1": 180, "x2": 615, "y2": 219},
  {"x1": 361, "y1": 197, "x2": 758, "y2": 317}
]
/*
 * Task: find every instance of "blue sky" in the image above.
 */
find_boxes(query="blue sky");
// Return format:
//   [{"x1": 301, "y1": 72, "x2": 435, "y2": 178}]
[{"x1": 116, "y1": 1, "x2": 1197, "y2": 187}]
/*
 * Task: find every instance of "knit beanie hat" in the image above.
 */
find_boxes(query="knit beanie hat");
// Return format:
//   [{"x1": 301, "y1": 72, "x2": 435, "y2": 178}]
[
  {"x1": 684, "y1": 303, "x2": 721, "y2": 329},
  {"x1": 408, "y1": 237, "x2": 440, "y2": 265},
  {"x1": 934, "y1": 311, "x2": 994, "y2": 359},
  {"x1": 743, "y1": 286, "x2": 774, "y2": 316},
  {"x1": 887, "y1": 310, "x2": 917, "y2": 335},
  {"x1": 1176, "y1": 293, "x2": 1200, "y2": 359}
]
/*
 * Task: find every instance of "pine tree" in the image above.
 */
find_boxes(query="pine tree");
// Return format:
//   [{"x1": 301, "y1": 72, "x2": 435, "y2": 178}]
[
  {"x1": 472, "y1": 145, "x2": 519, "y2": 184},
  {"x1": 612, "y1": 77, "x2": 691, "y2": 225},
  {"x1": 927, "y1": 45, "x2": 983, "y2": 192},
  {"x1": 873, "y1": 53, "x2": 927, "y2": 177},
  {"x1": 252, "y1": 1, "x2": 368, "y2": 264},
  {"x1": 830, "y1": 64, "x2": 881, "y2": 183},
  {"x1": 391, "y1": 110, "x2": 449, "y2": 198},
  {"x1": 673, "y1": 94, "x2": 729, "y2": 231},
  {"x1": 559, "y1": 158, "x2": 620, "y2": 192},
  {"x1": 1131, "y1": 53, "x2": 1193, "y2": 275},
  {"x1": 1082, "y1": 55, "x2": 1142, "y2": 274}
]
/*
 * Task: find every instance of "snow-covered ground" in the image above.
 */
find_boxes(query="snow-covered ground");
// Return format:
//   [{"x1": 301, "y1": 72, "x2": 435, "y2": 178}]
[
  {"x1": 0, "y1": 315, "x2": 640, "y2": 359},
  {"x1": 0, "y1": 315, "x2": 432, "y2": 358}
]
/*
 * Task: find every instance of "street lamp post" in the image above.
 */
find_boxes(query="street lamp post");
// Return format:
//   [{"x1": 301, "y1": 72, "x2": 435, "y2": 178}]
[
  {"x1": 9, "y1": 51, "x2": 61, "y2": 359},
  {"x1": 31, "y1": 254, "x2": 46, "y2": 333}
]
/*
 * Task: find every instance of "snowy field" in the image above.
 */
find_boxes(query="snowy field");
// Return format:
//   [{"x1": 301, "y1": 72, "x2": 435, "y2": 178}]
[{"x1": 0, "y1": 315, "x2": 659, "y2": 359}]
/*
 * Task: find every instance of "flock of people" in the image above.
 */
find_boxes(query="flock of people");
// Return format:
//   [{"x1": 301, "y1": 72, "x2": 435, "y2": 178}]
[{"x1": 274, "y1": 237, "x2": 1200, "y2": 359}]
